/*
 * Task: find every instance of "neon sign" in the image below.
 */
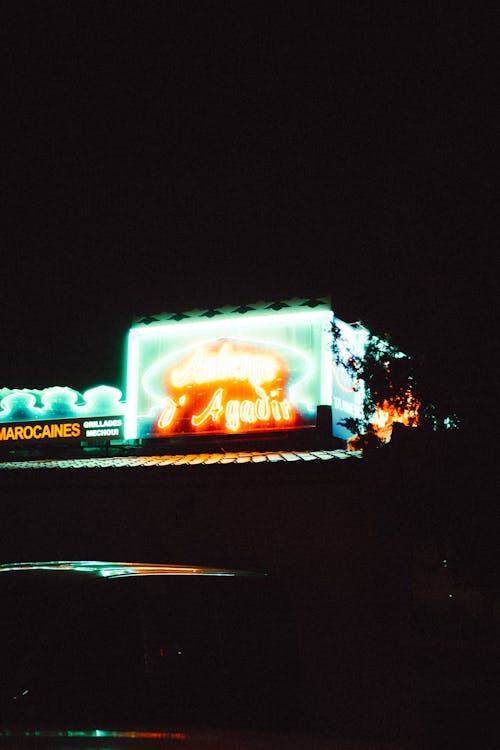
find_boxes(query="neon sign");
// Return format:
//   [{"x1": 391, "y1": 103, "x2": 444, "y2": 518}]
[
  {"x1": 155, "y1": 340, "x2": 296, "y2": 434},
  {"x1": 169, "y1": 341, "x2": 281, "y2": 390},
  {"x1": 125, "y1": 305, "x2": 334, "y2": 440},
  {"x1": 0, "y1": 386, "x2": 125, "y2": 444}
]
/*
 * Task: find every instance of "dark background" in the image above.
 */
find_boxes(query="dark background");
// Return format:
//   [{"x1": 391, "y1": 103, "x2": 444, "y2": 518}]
[
  {"x1": 1, "y1": 5, "x2": 491, "y2": 432},
  {"x1": 0, "y1": 8, "x2": 496, "y2": 745}
]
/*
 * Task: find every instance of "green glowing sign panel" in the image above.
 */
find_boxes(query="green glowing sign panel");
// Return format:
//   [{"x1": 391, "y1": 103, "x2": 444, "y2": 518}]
[{"x1": 125, "y1": 307, "x2": 333, "y2": 440}]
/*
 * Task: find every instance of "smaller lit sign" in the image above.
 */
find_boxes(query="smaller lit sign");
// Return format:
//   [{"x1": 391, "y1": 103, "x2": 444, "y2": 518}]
[{"x1": 0, "y1": 385, "x2": 125, "y2": 445}]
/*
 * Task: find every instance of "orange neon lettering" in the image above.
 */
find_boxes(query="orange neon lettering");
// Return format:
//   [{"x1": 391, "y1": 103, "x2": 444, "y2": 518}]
[
  {"x1": 170, "y1": 341, "x2": 280, "y2": 389},
  {"x1": 33, "y1": 424, "x2": 42, "y2": 438},
  {"x1": 24, "y1": 425, "x2": 33, "y2": 439},
  {"x1": 71, "y1": 422, "x2": 81, "y2": 437},
  {"x1": 158, "y1": 340, "x2": 297, "y2": 435},
  {"x1": 240, "y1": 399, "x2": 257, "y2": 424},
  {"x1": 14, "y1": 426, "x2": 24, "y2": 440},
  {"x1": 41, "y1": 424, "x2": 51, "y2": 438},
  {"x1": 280, "y1": 399, "x2": 291, "y2": 420},
  {"x1": 157, "y1": 397, "x2": 178, "y2": 429},
  {"x1": 255, "y1": 387, "x2": 271, "y2": 421},
  {"x1": 191, "y1": 388, "x2": 224, "y2": 427},
  {"x1": 270, "y1": 400, "x2": 282, "y2": 421},
  {"x1": 193, "y1": 393, "x2": 293, "y2": 432},
  {"x1": 225, "y1": 399, "x2": 240, "y2": 431}
]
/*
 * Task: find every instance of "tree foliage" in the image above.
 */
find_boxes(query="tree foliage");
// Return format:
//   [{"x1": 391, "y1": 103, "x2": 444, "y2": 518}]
[{"x1": 332, "y1": 322, "x2": 459, "y2": 440}]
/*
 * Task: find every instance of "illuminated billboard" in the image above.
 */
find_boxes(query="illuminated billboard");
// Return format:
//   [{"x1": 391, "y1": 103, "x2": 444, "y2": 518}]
[
  {"x1": 125, "y1": 305, "x2": 333, "y2": 440},
  {"x1": 0, "y1": 386, "x2": 125, "y2": 444}
]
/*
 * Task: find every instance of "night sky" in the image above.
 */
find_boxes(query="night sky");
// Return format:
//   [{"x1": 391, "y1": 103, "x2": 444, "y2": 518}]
[{"x1": 1, "y1": 6, "x2": 490, "y2": 433}]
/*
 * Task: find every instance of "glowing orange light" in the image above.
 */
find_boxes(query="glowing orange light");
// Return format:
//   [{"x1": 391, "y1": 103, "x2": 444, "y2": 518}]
[
  {"x1": 157, "y1": 397, "x2": 178, "y2": 428},
  {"x1": 191, "y1": 387, "x2": 225, "y2": 427},
  {"x1": 372, "y1": 393, "x2": 420, "y2": 440},
  {"x1": 170, "y1": 341, "x2": 280, "y2": 389},
  {"x1": 156, "y1": 340, "x2": 297, "y2": 435}
]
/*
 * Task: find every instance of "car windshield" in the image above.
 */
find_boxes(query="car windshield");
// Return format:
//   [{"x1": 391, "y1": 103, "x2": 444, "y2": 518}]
[{"x1": 0, "y1": 568, "x2": 302, "y2": 732}]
